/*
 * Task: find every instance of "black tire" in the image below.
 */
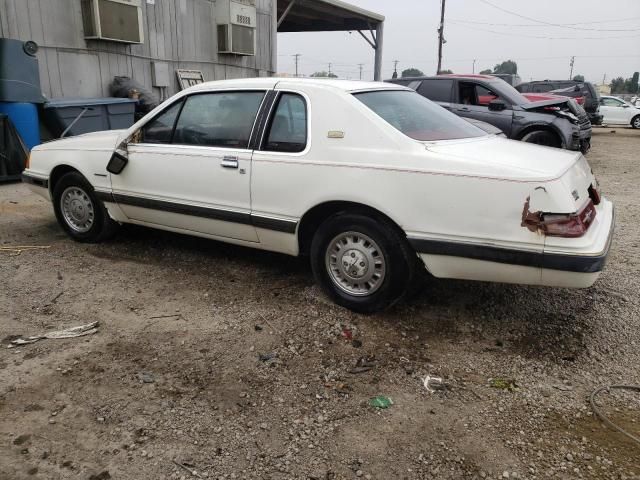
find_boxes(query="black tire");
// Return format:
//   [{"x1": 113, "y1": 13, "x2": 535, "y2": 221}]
[
  {"x1": 310, "y1": 212, "x2": 417, "y2": 313},
  {"x1": 52, "y1": 171, "x2": 119, "y2": 243},
  {"x1": 521, "y1": 130, "x2": 562, "y2": 148},
  {"x1": 631, "y1": 115, "x2": 640, "y2": 130}
]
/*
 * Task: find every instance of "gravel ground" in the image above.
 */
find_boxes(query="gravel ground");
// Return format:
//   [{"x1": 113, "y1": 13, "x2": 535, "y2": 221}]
[{"x1": 1, "y1": 128, "x2": 639, "y2": 480}]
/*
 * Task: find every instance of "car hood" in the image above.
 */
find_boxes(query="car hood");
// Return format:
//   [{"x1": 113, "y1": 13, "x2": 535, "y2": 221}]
[
  {"x1": 520, "y1": 97, "x2": 572, "y2": 110},
  {"x1": 34, "y1": 130, "x2": 125, "y2": 151},
  {"x1": 425, "y1": 136, "x2": 581, "y2": 181}
]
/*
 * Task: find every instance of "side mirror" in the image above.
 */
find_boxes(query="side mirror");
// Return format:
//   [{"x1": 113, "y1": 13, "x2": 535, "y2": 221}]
[
  {"x1": 622, "y1": 104, "x2": 630, "y2": 108},
  {"x1": 107, "y1": 151, "x2": 128, "y2": 174},
  {"x1": 106, "y1": 136, "x2": 133, "y2": 175},
  {"x1": 488, "y1": 99, "x2": 507, "y2": 111}
]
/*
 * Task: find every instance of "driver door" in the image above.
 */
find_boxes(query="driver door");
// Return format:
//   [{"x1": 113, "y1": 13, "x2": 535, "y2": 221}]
[
  {"x1": 454, "y1": 81, "x2": 514, "y2": 136},
  {"x1": 110, "y1": 90, "x2": 266, "y2": 242}
]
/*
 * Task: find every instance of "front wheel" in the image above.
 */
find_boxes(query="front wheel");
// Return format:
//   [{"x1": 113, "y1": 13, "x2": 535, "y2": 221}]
[
  {"x1": 310, "y1": 212, "x2": 417, "y2": 313},
  {"x1": 52, "y1": 171, "x2": 119, "y2": 243},
  {"x1": 521, "y1": 130, "x2": 562, "y2": 148},
  {"x1": 631, "y1": 115, "x2": 640, "y2": 129}
]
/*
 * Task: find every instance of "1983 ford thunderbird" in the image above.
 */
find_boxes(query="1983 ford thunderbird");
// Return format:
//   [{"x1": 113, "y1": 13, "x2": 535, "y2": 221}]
[{"x1": 23, "y1": 78, "x2": 614, "y2": 313}]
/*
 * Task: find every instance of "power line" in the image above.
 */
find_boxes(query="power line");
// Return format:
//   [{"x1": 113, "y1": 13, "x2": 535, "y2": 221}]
[
  {"x1": 448, "y1": 20, "x2": 640, "y2": 40},
  {"x1": 449, "y1": 18, "x2": 640, "y2": 32},
  {"x1": 476, "y1": 0, "x2": 640, "y2": 32}
]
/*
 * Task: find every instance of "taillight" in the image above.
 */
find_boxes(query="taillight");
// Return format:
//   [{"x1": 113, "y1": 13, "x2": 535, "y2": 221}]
[
  {"x1": 540, "y1": 200, "x2": 596, "y2": 238},
  {"x1": 588, "y1": 184, "x2": 601, "y2": 205}
]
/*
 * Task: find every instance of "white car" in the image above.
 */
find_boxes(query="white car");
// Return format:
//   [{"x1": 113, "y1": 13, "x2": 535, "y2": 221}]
[
  {"x1": 599, "y1": 95, "x2": 640, "y2": 129},
  {"x1": 23, "y1": 78, "x2": 614, "y2": 313}
]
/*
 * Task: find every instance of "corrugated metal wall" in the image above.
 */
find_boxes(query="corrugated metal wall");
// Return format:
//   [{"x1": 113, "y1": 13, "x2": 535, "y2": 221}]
[{"x1": 0, "y1": 0, "x2": 276, "y2": 99}]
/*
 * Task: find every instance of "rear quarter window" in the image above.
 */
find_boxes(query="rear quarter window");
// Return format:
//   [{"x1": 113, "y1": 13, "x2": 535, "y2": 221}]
[{"x1": 417, "y1": 79, "x2": 453, "y2": 102}]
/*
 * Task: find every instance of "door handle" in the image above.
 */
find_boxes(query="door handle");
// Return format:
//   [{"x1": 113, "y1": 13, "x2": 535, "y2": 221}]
[{"x1": 221, "y1": 156, "x2": 239, "y2": 169}]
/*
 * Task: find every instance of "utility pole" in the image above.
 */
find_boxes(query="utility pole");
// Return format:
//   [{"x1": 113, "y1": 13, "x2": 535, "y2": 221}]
[
  {"x1": 472, "y1": 59, "x2": 476, "y2": 74},
  {"x1": 292, "y1": 54, "x2": 301, "y2": 77},
  {"x1": 328, "y1": 63, "x2": 332, "y2": 76},
  {"x1": 569, "y1": 56, "x2": 575, "y2": 80},
  {"x1": 392, "y1": 60, "x2": 399, "y2": 79},
  {"x1": 436, "y1": 0, "x2": 446, "y2": 74},
  {"x1": 358, "y1": 64, "x2": 364, "y2": 80}
]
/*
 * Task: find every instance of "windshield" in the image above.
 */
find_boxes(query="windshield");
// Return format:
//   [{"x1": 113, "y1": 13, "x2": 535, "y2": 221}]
[
  {"x1": 354, "y1": 90, "x2": 485, "y2": 141},
  {"x1": 484, "y1": 79, "x2": 530, "y2": 104}
]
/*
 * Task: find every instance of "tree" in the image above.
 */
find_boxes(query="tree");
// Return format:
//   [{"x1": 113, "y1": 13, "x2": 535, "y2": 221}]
[
  {"x1": 438, "y1": 69, "x2": 453, "y2": 74},
  {"x1": 479, "y1": 69, "x2": 492, "y2": 75},
  {"x1": 610, "y1": 77, "x2": 625, "y2": 94},
  {"x1": 573, "y1": 75, "x2": 585, "y2": 82},
  {"x1": 492, "y1": 60, "x2": 518, "y2": 75},
  {"x1": 310, "y1": 71, "x2": 337, "y2": 78},
  {"x1": 401, "y1": 68, "x2": 424, "y2": 78}
]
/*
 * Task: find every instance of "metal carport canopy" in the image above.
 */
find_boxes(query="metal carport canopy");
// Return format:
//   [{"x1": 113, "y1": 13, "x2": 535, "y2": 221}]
[{"x1": 276, "y1": 0, "x2": 385, "y2": 81}]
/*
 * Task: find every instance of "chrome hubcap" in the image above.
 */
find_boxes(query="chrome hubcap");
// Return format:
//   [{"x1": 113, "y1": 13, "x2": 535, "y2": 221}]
[
  {"x1": 325, "y1": 231, "x2": 386, "y2": 297},
  {"x1": 60, "y1": 186, "x2": 94, "y2": 233}
]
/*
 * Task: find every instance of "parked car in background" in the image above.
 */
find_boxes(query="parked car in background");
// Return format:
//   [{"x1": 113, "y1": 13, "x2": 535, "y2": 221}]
[
  {"x1": 388, "y1": 74, "x2": 592, "y2": 153},
  {"x1": 515, "y1": 80, "x2": 603, "y2": 125},
  {"x1": 22, "y1": 78, "x2": 613, "y2": 312},
  {"x1": 599, "y1": 95, "x2": 640, "y2": 129}
]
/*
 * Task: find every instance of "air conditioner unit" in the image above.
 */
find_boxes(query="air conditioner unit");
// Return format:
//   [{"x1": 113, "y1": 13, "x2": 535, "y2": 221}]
[
  {"x1": 81, "y1": 0, "x2": 144, "y2": 44},
  {"x1": 216, "y1": 0, "x2": 256, "y2": 56}
]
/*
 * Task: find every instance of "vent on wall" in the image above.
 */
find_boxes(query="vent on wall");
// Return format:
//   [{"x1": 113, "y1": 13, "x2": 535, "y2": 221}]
[
  {"x1": 81, "y1": 0, "x2": 144, "y2": 44},
  {"x1": 216, "y1": 0, "x2": 256, "y2": 56}
]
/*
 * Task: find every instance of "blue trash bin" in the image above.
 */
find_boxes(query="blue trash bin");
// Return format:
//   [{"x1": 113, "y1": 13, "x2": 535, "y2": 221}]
[{"x1": 0, "y1": 102, "x2": 40, "y2": 151}]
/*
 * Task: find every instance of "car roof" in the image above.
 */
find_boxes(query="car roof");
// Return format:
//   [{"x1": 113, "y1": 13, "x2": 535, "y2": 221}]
[
  {"x1": 183, "y1": 77, "x2": 404, "y2": 94},
  {"x1": 386, "y1": 74, "x2": 496, "y2": 81}
]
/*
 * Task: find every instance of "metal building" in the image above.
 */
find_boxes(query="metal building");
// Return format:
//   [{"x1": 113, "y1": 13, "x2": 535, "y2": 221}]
[{"x1": 0, "y1": 0, "x2": 384, "y2": 100}]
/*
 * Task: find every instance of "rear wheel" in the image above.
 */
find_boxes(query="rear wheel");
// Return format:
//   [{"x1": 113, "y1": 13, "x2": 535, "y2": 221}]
[
  {"x1": 310, "y1": 212, "x2": 417, "y2": 313},
  {"x1": 521, "y1": 130, "x2": 562, "y2": 148},
  {"x1": 52, "y1": 171, "x2": 119, "y2": 242},
  {"x1": 631, "y1": 115, "x2": 640, "y2": 129}
]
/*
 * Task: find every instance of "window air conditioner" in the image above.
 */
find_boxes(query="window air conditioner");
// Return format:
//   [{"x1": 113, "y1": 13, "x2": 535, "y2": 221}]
[
  {"x1": 216, "y1": 0, "x2": 256, "y2": 56},
  {"x1": 81, "y1": 0, "x2": 144, "y2": 44}
]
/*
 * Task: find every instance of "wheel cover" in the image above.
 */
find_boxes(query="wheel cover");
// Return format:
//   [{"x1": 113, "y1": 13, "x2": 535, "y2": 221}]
[
  {"x1": 633, "y1": 117, "x2": 640, "y2": 128},
  {"x1": 325, "y1": 231, "x2": 386, "y2": 297},
  {"x1": 60, "y1": 186, "x2": 95, "y2": 233}
]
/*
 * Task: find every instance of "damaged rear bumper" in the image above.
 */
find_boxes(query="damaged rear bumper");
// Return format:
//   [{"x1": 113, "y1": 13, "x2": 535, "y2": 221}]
[{"x1": 408, "y1": 200, "x2": 614, "y2": 288}]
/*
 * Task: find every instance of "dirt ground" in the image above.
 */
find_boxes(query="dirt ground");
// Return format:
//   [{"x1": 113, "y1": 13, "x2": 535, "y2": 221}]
[{"x1": 1, "y1": 128, "x2": 639, "y2": 480}]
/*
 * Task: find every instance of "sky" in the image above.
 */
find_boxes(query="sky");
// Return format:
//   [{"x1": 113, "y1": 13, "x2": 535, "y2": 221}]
[{"x1": 276, "y1": 0, "x2": 640, "y2": 84}]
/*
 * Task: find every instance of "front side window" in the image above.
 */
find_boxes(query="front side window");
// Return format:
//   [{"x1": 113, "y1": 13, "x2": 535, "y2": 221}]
[
  {"x1": 602, "y1": 97, "x2": 624, "y2": 107},
  {"x1": 458, "y1": 82, "x2": 501, "y2": 107},
  {"x1": 173, "y1": 91, "x2": 265, "y2": 148},
  {"x1": 263, "y1": 93, "x2": 307, "y2": 153},
  {"x1": 355, "y1": 90, "x2": 485, "y2": 141},
  {"x1": 141, "y1": 100, "x2": 183, "y2": 144}
]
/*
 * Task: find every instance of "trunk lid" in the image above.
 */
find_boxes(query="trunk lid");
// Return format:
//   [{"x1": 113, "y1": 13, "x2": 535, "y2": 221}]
[
  {"x1": 426, "y1": 136, "x2": 581, "y2": 180},
  {"x1": 559, "y1": 155, "x2": 596, "y2": 211}
]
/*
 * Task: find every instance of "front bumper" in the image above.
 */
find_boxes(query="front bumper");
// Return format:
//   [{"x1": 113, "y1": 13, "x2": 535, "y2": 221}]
[{"x1": 570, "y1": 125, "x2": 592, "y2": 154}]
